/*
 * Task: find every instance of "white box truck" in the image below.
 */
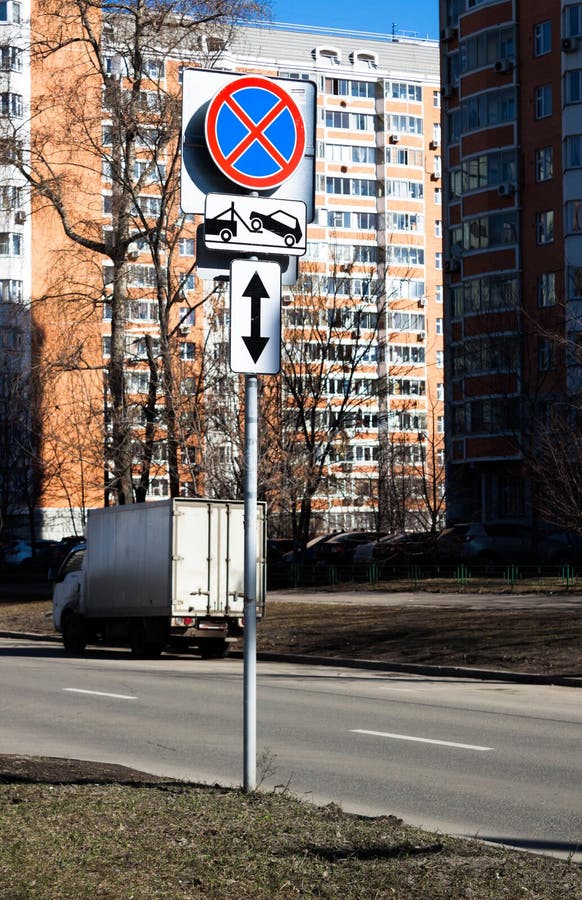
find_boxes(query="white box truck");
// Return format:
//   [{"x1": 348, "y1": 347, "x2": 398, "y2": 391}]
[{"x1": 52, "y1": 498, "x2": 266, "y2": 658}]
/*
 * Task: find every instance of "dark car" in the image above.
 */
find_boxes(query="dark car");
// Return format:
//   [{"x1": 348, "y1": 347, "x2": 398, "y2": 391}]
[
  {"x1": 1, "y1": 539, "x2": 59, "y2": 580},
  {"x1": 314, "y1": 531, "x2": 387, "y2": 569},
  {"x1": 282, "y1": 533, "x2": 341, "y2": 564},
  {"x1": 436, "y1": 522, "x2": 580, "y2": 569},
  {"x1": 249, "y1": 210, "x2": 303, "y2": 246},
  {"x1": 373, "y1": 532, "x2": 437, "y2": 567}
]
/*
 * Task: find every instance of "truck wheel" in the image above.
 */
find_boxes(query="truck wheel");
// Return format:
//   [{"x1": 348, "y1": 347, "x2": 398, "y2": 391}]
[
  {"x1": 61, "y1": 610, "x2": 87, "y2": 655},
  {"x1": 199, "y1": 638, "x2": 229, "y2": 659},
  {"x1": 250, "y1": 218, "x2": 262, "y2": 232},
  {"x1": 284, "y1": 233, "x2": 295, "y2": 247},
  {"x1": 129, "y1": 620, "x2": 164, "y2": 659},
  {"x1": 220, "y1": 228, "x2": 233, "y2": 242}
]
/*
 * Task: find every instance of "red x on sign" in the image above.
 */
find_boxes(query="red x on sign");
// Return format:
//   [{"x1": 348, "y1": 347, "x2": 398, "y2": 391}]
[{"x1": 205, "y1": 76, "x2": 306, "y2": 190}]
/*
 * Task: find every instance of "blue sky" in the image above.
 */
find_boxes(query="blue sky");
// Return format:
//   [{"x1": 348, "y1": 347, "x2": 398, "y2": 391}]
[{"x1": 270, "y1": 0, "x2": 439, "y2": 41}]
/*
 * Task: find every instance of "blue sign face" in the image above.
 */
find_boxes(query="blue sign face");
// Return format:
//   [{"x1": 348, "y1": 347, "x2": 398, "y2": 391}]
[{"x1": 205, "y1": 76, "x2": 306, "y2": 190}]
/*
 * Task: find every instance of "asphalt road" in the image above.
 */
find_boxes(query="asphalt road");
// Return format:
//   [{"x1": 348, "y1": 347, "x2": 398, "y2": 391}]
[{"x1": 1, "y1": 637, "x2": 581, "y2": 860}]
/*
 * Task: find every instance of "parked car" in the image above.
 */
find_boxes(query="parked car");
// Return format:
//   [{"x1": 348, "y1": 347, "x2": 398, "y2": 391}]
[
  {"x1": 373, "y1": 532, "x2": 438, "y2": 567},
  {"x1": 436, "y1": 522, "x2": 581, "y2": 569},
  {"x1": 1, "y1": 539, "x2": 59, "y2": 579},
  {"x1": 282, "y1": 533, "x2": 341, "y2": 564},
  {"x1": 314, "y1": 532, "x2": 387, "y2": 568}
]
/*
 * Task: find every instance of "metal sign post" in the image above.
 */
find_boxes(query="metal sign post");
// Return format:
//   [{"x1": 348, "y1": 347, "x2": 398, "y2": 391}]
[
  {"x1": 243, "y1": 371, "x2": 258, "y2": 792},
  {"x1": 181, "y1": 67, "x2": 315, "y2": 794}
]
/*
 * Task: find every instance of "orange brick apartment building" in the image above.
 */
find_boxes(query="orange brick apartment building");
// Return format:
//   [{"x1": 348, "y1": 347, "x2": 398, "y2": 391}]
[{"x1": 0, "y1": 13, "x2": 444, "y2": 538}]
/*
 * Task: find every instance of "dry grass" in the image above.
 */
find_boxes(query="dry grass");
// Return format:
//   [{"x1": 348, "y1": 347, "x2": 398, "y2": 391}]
[{"x1": 1, "y1": 757, "x2": 581, "y2": 899}]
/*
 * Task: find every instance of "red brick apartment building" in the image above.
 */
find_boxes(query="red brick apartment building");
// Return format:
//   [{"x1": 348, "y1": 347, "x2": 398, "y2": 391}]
[
  {"x1": 440, "y1": 0, "x2": 582, "y2": 527},
  {"x1": 0, "y1": 12, "x2": 443, "y2": 539}
]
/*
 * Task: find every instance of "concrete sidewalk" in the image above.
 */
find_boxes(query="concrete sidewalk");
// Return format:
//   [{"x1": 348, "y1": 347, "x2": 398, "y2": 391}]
[{"x1": 267, "y1": 588, "x2": 582, "y2": 609}]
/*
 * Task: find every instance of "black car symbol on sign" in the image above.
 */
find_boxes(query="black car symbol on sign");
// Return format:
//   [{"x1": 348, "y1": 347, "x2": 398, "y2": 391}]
[{"x1": 249, "y1": 210, "x2": 303, "y2": 247}]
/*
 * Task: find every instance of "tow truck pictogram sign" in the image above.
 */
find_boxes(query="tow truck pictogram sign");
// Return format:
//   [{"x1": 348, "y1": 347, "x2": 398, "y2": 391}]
[{"x1": 204, "y1": 193, "x2": 307, "y2": 256}]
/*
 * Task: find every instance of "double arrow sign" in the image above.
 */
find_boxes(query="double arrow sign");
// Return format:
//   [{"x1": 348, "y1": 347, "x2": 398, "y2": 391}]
[{"x1": 229, "y1": 259, "x2": 281, "y2": 375}]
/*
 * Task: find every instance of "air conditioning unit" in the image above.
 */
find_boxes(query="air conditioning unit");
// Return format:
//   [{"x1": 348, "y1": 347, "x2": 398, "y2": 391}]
[
  {"x1": 417, "y1": 297, "x2": 427, "y2": 308},
  {"x1": 389, "y1": 133, "x2": 400, "y2": 143},
  {"x1": 494, "y1": 58, "x2": 514, "y2": 74},
  {"x1": 445, "y1": 258, "x2": 461, "y2": 273},
  {"x1": 497, "y1": 181, "x2": 516, "y2": 197},
  {"x1": 127, "y1": 242, "x2": 140, "y2": 260},
  {"x1": 14, "y1": 210, "x2": 26, "y2": 224},
  {"x1": 431, "y1": 172, "x2": 441, "y2": 181},
  {"x1": 441, "y1": 26, "x2": 457, "y2": 42},
  {"x1": 430, "y1": 138, "x2": 440, "y2": 149},
  {"x1": 417, "y1": 332, "x2": 425, "y2": 342},
  {"x1": 441, "y1": 84, "x2": 455, "y2": 99},
  {"x1": 179, "y1": 324, "x2": 191, "y2": 335},
  {"x1": 562, "y1": 36, "x2": 579, "y2": 53}
]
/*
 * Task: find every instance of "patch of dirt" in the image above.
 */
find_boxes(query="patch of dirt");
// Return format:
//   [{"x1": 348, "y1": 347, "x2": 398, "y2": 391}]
[{"x1": 0, "y1": 754, "x2": 168, "y2": 785}]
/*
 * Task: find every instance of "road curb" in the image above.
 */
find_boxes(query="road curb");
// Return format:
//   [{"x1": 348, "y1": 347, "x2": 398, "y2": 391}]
[{"x1": 3, "y1": 631, "x2": 581, "y2": 687}]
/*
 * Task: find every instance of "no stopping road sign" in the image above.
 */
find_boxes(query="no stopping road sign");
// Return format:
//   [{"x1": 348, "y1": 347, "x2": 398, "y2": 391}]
[{"x1": 205, "y1": 76, "x2": 306, "y2": 190}]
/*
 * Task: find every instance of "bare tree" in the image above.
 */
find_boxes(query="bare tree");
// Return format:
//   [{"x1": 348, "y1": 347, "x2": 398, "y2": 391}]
[{"x1": 2, "y1": 0, "x2": 268, "y2": 509}]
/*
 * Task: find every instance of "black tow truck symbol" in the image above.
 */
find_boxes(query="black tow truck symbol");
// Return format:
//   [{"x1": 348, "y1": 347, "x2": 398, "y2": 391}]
[{"x1": 205, "y1": 202, "x2": 302, "y2": 247}]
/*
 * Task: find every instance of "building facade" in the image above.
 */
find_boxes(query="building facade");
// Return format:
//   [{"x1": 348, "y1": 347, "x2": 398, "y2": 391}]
[
  {"x1": 440, "y1": 0, "x2": 582, "y2": 526},
  {"x1": 0, "y1": 15, "x2": 443, "y2": 539}
]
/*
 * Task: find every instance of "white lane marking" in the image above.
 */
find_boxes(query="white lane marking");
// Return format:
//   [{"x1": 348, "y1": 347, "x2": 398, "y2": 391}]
[
  {"x1": 63, "y1": 688, "x2": 137, "y2": 701},
  {"x1": 351, "y1": 729, "x2": 493, "y2": 752}
]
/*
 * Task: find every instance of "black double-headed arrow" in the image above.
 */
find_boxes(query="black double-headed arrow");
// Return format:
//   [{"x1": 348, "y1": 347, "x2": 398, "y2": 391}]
[{"x1": 242, "y1": 271, "x2": 270, "y2": 362}]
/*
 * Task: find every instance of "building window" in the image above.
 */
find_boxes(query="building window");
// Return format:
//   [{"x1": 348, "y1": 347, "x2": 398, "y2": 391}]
[
  {"x1": 566, "y1": 200, "x2": 582, "y2": 233},
  {"x1": 179, "y1": 238, "x2": 195, "y2": 256},
  {"x1": 0, "y1": 46, "x2": 22, "y2": 72},
  {"x1": 565, "y1": 69, "x2": 582, "y2": 104},
  {"x1": 435, "y1": 285, "x2": 443, "y2": 303},
  {"x1": 180, "y1": 341, "x2": 196, "y2": 360},
  {"x1": 535, "y1": 147, "x2": 553, "y2": 182},
  {"x1": 435, "y1": 219, "x2": 442, "y2": 237},
  {"x1": 536, "y1": 210, "x2": 554, "y2": 244},
  {"x1": 538, "y1": 337, "x2": 556, "y2": 371},
  {"x1": 436, "y1": 350, "x2": 444, "y2": 367},
  {"x1": 569, "y1": 266, "x2": 582, "y2": 300},
  {"x1": 0, "y1": 279, "x2": 23, "y2": 302},
  {"x1": 436, "y1": 317, "x2": 443, "y2": 334},
  {"x1": 534, "y1": 21, "x2": 551, "y2": 56},
  {"x1": 435, "y1": 252, "x2": 443, "y2": 269},
  {"x1": 538, "y1": 272, "x2": 556, "y2": 308},
  {"x1": 0, "y1": 92, "x2": 22, "y2": 117},
  {"x1": 461, "y1": 88, "x2": 516, "y2": 132},
  {"x1": 179, "y1": 306, "x2": 196, "y2": 327},
  {"x1": 565, "y1": 4, "x2": 582, "y2": 37},
  {"x1": 437, "y1": 382, "x2": 444, "y2": 401},
  {"x1": 0, "y1": 232, "x2": 22, "y2": 255},
  {"x1": 535, "y1": 85, "x2": 552, "y2": 119},
  {"x1": 565, "y1": 134, "x2": 582, "y2": 168},
  {"x1": 434, "y1": 188, "x2": 442, "y2": 204},
  {"x1": 143, "y1": 59, "x2": 165, "y2": 80},
  {"x1": 0, "y1": 2, "x2": 21, "y2": 23},
  {"x1": 387, "y1": 81, "x2": 422, "y2": 102},
  {"x1": 437, "y1": 415, "x2": 445, "y2": 434},
  {"x1": 433, "y1": 90, "x2": 441, "y2": 108}
]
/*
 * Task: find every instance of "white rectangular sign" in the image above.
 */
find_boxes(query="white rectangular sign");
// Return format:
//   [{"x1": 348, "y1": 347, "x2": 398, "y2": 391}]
[
  {"x1": 205, "y1": 194, "x2": 307, "y2": 257},
  {"x1": 181, "y1": 69, "x2": 316, "y2": 219},
  {"x1": 229, "y1": 260, "x2": 281, "y2": 375}
]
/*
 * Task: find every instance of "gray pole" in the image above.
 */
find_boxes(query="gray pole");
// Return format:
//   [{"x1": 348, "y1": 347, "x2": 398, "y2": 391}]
[{"x1": 243, "y1": 372, "x2": 258, "y2": 791}]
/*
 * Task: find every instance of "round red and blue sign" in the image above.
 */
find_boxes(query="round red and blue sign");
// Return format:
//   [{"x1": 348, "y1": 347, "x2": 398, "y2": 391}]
[{"x1": 205, "y1": 75, "x2": 306, "y2": 190}]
